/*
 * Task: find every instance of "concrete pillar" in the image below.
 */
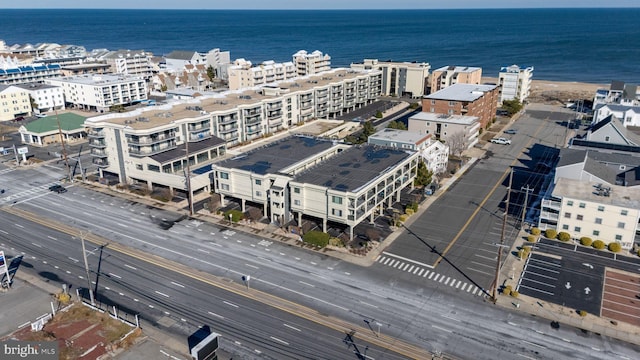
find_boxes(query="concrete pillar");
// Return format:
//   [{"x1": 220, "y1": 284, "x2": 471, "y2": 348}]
[
  {"x1": 349, "y1": 226, "x2": 354, "y2": 241},
  {"x1": 263, "y1": 201, "x2": 267, "y2": 216},
  {"x1": 297, "y1": 212, "x2": 302, "y2": 226},
  {"x1": 370, "y1": 211, "x2": 375, "y2": 223},
  {"x1": 147, "y1": 180, "x2": 153, "y2": 190},
  {"x1": 396, "y1": 189, "x2": 401, "y2": 202},
  {"x1": 241, "y1": 198, "x2": 246, "y2": 212},
  {"x1": 322, "y1": 217, "x2": 327, "y2": 233},
  {"x1": 220, "y1": 194, "x2": 226, "y2": 207}
]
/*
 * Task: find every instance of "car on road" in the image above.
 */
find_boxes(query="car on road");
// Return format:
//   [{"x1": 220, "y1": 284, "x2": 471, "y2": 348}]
[
  {"x1": 503, "y1": 129, "x2": 517, "y2": 134},
  {"x1": 35, "y1": 113, "x2": 48, "y2": 118},
  {"x1": 490, "y1": 137, "x2": 512, "y2": 145},
  {"x1": 48, "y1": 184, "x2": 67, "y2": 193}
]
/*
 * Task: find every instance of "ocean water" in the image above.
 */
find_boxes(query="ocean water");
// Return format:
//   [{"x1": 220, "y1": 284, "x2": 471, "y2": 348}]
[{"x1": 1, "y1": 8, "x2": 639, "y2": 83}]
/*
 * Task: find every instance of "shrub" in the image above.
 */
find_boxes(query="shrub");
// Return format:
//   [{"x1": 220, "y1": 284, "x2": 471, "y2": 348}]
[
  {"x1": 407, "y1": 202, "x2": 419, "y2": 212},
  {"x1": 527, "y1": 235, "x2": 536, "y2": 243},
  {"x1": 637, "y1": 249, "x2": 640, "y2": 257},
  {"x1": 545, "y1": 229, "x2": 557, "y2": 239},
  {"x1": 398, "y1": 214, "x2": 409, "y2": 223},
  {"x1": 502, "y1": 285, "x2": 512, "y2": 296},
  {"x1": 329, "y1": 237, "x2": 345, "y2": 248},
  {"x1": 405, "y1": 208, "x2": 415, "y2": 216},
  {"x1": 580, "y1": 237, "x2": 593, "y2": 247},
  {"x1": 511, "y1": 290, "x2": 519, "y2": 298},
  {"x1": 592, "y1": 240, "x2": 606, "y2": 250},
  {"x1": 608, "y1": 242, "x2": 622, "y2": 253},
  {"x1": 530, "y1": 227, "x2": 541, "y2": 236},
  {"x1": 223, "y1": 209, "x2": 244, "y2": 223},
  {"x1": 578, "y1": 310, "x2": 588, "y2": 317},
  {"x1": 557, "y1": 232, "x2": 571, "y2": 242},
  {"x1": 375, "y1": 111, "x2": 383, "y2": 118},
  {"x1": 302, "y1": 231, "x2": 330, "y2": 248}
]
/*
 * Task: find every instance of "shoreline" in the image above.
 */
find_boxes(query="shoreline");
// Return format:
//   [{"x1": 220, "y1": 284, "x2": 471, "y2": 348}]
[{"x1": 483, "y1": 77, "x2": 607, "y2": 105}]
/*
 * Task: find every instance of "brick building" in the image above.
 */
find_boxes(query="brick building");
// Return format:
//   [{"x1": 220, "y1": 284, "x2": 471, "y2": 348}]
[{"x1": 422, "y1": 83, "x2": 499, "y2": 129}]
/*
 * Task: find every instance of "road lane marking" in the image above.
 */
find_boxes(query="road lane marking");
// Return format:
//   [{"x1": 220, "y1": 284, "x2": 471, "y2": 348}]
[
  {"x1": 359, "y1": 301, "x2": 379, "y2": 308},
  {"x1": 270, "y1": 336, "x2": 289, "y2": 345},
  {"x1": 32, "y1": 242, "x2": 42, "y2": 248},
  {"x1": 155, "y1": 291, "x2": 170, "y2": 298},
  {"x1": 429, "y1": 272, "x2": 435, "y2": 279},
  {"x1": 382, "y1": 251, "x2": 434, "y2": 269},
  {"x1": 108, "y1": 272, "x2": 121, "y2": 279},
  {"x1": 441, "y1": 314, "x2": 460, "y2": 322},
  {"x1": 224, "y1": 301, "x2": 239, "y2": 308},
  {"x1": 299, "y1": 281, "x2": 315, "y2": 287},
  {"x1": 47, "y1": 235, "x2": 57, "y2": 240},
  {"x1": 197, "y1": 248, "x2": 210, "y2": 254},
  {"x1": 431, "y1": 325, "x2": 452, "y2": 333},
  {"x1": 245, "y1": 264, "x2": 259, "y2": 269},
  {"x1": 124, "y1": 264, "x2": 137, "y2": 270},
  {"x1": 283, "y1": 323, "x2": 301, "y2": 332},
  {"x1": 117, "y1": 223, "x2": 129, "y2": 228},
  {"x1": 517, "y1": 354, "x2": 536, "y2": 360},
  {"x1": 208, "y1": 311, "x2": 224, "y2": 319},
  {"x1": 418, "y1": 269, "x2": 425, "y2": 276},
  {"x1": 171, "y1": 281, "x2": 185, "y2": 288},
  {"x1": 14, "y1": 223, "x2": 24, "y2": 228},
  {"x1": 0, "y1": 230, "x2": 8, "y2": 234},
  {"x1": 68, "y1": 257, "x2": 79, "y2": 262}
]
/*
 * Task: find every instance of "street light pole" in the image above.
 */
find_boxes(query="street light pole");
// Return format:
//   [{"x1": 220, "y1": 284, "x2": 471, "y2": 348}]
[
  {"x1": 520, "y1": 185, "x2": 534, "y2": 229},
  {"x1": 80, "y1": 231, "x2": 95, "y2": 306},
  {"x1": 492, "y1": 169, "x2": 512, "y2": 302}
]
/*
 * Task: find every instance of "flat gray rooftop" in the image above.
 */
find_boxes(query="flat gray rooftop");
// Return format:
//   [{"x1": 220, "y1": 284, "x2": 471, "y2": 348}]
[
  {"x1": 294, "y1": 145, "x2": 413, "y2": 192},
  {"x1": 216, "y1": 135, "x2": 335, "y2": 175}
]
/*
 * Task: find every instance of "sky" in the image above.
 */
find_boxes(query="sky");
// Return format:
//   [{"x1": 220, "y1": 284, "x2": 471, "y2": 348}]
[{"x1": 0, "y1": 0, "x2": 638, "y2": 9}]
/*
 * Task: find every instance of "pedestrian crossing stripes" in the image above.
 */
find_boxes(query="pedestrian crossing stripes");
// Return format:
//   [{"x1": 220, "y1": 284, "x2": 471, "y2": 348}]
[
  {"x1": 375, "y1": 253, "x2": 486, "y2": 297},
  {"x1": 0, "y1": 182, "x2": 63, "y2": 204},
  {"x1": 0, "y1": 168, "x2": 15, "y2": 175}
]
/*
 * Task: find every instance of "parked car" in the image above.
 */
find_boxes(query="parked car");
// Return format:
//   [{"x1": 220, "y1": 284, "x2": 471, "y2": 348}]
[
  {"x1": 491, "y1": 137, "x2": 512, "y2": 145},
  {"x1": 48, "y1": 184, "x2": 67, "y2": 193},
  {"x1": 35, "y1": 113, "x2": 47, "y2": 118},
  {"x1": 504, "y1": 129, "x2": 517, "y2": 135}
]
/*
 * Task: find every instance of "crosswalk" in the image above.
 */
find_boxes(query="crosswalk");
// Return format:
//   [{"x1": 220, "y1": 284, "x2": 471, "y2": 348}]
[
  {"x1": 0, "y1": 182, "x2": 63, "y2": 205},
  {"x1": 0, "y1": 168, "x2": 15, "y2": 176},
  {"x1": 376, "y1": 252, "x2": 487, "y2": 297}
]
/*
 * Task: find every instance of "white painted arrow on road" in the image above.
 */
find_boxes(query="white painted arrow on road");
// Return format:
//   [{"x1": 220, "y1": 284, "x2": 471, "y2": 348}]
[
  {"x1": 582, "y1": 263, "x2": 593, "y2": 269},
  {"x1": 565, "y1": 282, "x2": 571, "y2": 289},
  {"x1": 584, "y1": 287, "x2": 591, "y2": 295}
]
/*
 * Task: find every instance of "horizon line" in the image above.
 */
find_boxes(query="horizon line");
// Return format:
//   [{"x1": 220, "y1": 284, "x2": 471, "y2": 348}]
[{"x1": 1, "y1": 6, "x2": 639, "y2": 10}]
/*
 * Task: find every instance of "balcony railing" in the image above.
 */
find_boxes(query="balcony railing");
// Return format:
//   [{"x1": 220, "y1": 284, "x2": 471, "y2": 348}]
[
  {"x1": 245, "y1": 116, "x2": 262, "y2": 125},
  {"x1": 92, "y1": 158, "x2": 109, "y2": 167},
  {"x1": 268, "y1": 111, "x2": 282, "y2": 120},
  {"x1": 87, "y1": 129, "x2": 105, "y2": 138},
  {"x1": 127, "y1": 132, "x2": 176, "y2": 145},
  {"x1": 129, "y1": 143, "x2": 176, "y2": 157},
  {"x1": 246, "y1": 126, "x2": 261, "y2": 135},
  {"x1": 268, "y1": 119, "x2": 283, "y2": 127},
  {"x1": 189, "y1": 130, "x2": 211, "y2": 141},
  {"x1": 219, "y1": 125, "x2": 238, "y2": 134},
  {"x1": 90, "y1": 148, "x2": 107, "y2": 157},
  {"x1": 218, "y1": 116, "x2": 237, "y2": 125},
  {"x1": 89, "y1": 139, "x2": 106, "y2": 147},
  {"x1": 266, "y1": 103, "x2": 282, "y2": 110}
]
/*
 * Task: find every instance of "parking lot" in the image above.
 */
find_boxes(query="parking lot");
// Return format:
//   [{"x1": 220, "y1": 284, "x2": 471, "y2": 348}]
[{"x1": 517, "y1": 238, "x2": 640, "y2": 322}]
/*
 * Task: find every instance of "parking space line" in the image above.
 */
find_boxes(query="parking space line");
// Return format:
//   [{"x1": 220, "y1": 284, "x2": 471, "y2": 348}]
[
  {"x1": 518, "y1": 284, "x2": 554, "y2": 296},
  {"x1": 382, "y1": 251, "x2": 434, "y2": 269},
  {"x1": 526, "y1": 264, "x2": 560, "y2": 273},
  {"x1": 467, "y1": 286, "x2": 473, "y2": 293},
  {"x1": 402, "y1": 264, "x2": 411, "y2": 271},
  {"x1": 474, "y1": 254, "x2": 496, "y2": 261},
  {"x1": 521, "y1": 278, "x2": 556, "y2": 288},
  {"x1": 522, "y1": 270, "x2": 558, "y2": 281},
  {"x1": 393, "y1": 261, "x2": 400, "y2": 268},
  {"x1": 444, "y1": 277, "x2": 450, "y2": 285},
  {"x1": 528, "y1": 258, "x2": 561, "y2": 267},
  {"x1": 467, "y1": 267, "x2": 493, "y2": 276},
  {"x1": 439, "y1": 276, "x2": 445, "y2": 283},
  {"x1": 470, "y1": 261, "x2": 494, "y2": 268}
]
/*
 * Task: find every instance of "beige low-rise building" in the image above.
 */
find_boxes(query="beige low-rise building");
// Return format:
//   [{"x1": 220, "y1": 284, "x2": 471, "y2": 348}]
[
  {"x1": 0, "y1": 84, "x2": 31, "y2": 121},
  {"x1": 228, "y1": 59, "x2": 296, "y2": 90},
  {"x1": 408, "y1": 112, "x2": 480, "y2": 153},
  {"x1": 367, "y1": 128, "x2": 449, "y2": 174},
  {"x1": 351, "y1": 59, "x2": 431, "y2": 98},
  {"x1": 429, "y1": 65, "x2": 482, "y2": 94}
]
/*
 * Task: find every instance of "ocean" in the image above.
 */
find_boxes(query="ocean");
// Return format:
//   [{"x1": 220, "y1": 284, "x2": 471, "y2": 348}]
[{"x1": 1, "y1": 8, "x2": 639, "y2": 84}]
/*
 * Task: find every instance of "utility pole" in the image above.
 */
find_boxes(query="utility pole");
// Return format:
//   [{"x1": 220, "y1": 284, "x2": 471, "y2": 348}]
[
  {"x1": 184, "y1": 137, "x2": 194, "y2": 216},
  {"x1": 493, "y1": 169, "x2": 512, "y2": 302},
  {"x1": 80, "y1": 231, "x2": 95, "y2": 306},
  {"x1": 520, "y1": 185, "x2": 534, "y2": 229},
  {"x1": 56, "y1": 111, "x2": 73, "y2": 183}
]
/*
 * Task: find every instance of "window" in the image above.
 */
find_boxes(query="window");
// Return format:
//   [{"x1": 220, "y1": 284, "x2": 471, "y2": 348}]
[
  {"x1": 332, "y1": 196, "x2": 343, "y2": 204},
  {"x1": 564, "y1": 212, "x2": 571, "y2": 218},
  {"x1": 255, "y1": 179, "x2": 262, "y2": 185},
  {"x1": 595, "y1": 218, "x2": 602, "y2": 224},
  {"x1": 621, "y1": 210, "x2": 628, "y2": 216},
  {"x1": 562, "y1": 224, "x2": 569, "y2": 230},
  {"x1": 293, "y1": 199, "x2": 301, "y2": 206},
  {"x1": 448, "y1": 109, "x2": 454, "y2": 115},
  {"x1": 136, "y1": 164, "x2": 143, "y2": 170},
  {"x1": 597, "y1": 206, "x2": 605, "y2": 212},
  {"x1": 294, "y1": 187, "x2": 300, "y2": 194},
  {"x1": 605, "y1": 136, "x2": 610, "y2": 142},
  {"x1": 576, "y1": 214, "x2": 583, "y2": 221},
  {"x1": 220, "y1": 183, "x2": 229, "y2": 191},
  {"x1": 566, "y1": 200, "x2": 573, "y2": 206},
  {"x1": 579, "y1": 203, "x2": 585, "y2": 208},
  {"x1": 615, "y1": 235, "x2": 622, "y2": 241},
  {"x1": 147, "y1": 164, "x2": 160, "y2": 172},
  {"x1": 618, "y1": 222, "x2": 625, "y2": 229},
  {"x1": 431, "y1": 100, "x2": 436, "y2": 105},
  {"x1": 255, "y1": 191, "x2": 262, "y2": 197},
  {"x1": 593, "y1": 230, "x2": 600, "y2": 236},
  {"x1": 574, "y1": 226, "x2": 581, "y2": 232},
  {"x1": 331, "y1": 208, "x2": 343, "y2": 217},
  {"x1": 220, "y1": 172, "x2": 229, "y2": 179},
  {"x1": 448, "y1": 101, "x2": 456, "y2": 106}
]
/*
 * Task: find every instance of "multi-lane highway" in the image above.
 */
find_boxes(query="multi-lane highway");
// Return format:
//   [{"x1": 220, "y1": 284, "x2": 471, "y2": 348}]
[{"x1": 2, "y1": 105, "x2": 640, "y2": 359}]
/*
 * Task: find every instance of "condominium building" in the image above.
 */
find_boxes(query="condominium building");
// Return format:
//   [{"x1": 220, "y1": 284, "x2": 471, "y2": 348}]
[
  {"x1": 0, "y1": 85, "x2": 32, "y2": 121},
  {"x1": 101, "y1": 50, "x2": 154, "y2": 79},
  {"x1": 593, "y1": 81, "x2": 639, "y2": 110},
  {"x1": 539, "y1": 177, "x2": 639, "y2": 250},
  {"x1": 15, "y1": 83, "x2": 65, "y2": 113},
  {"x1": 164, "y1": 49, "x2": 231, "y2": 73},
  {"x1": 46, "y1": 74, "x2": 148, "y2": 112},
  {"x1": 498, "y1": 64, "x2": 534, "y2": 103},
  {"x1": 422, "y1": 83, "x2": 499, "y2": 129},
  {"x1": 60, "y1": 63, "x2": 111, "y2": 77},
  {"x1": 351, "y1": 59, "x2": 431, "y2": 97},
  {"x1": 292, "y1": 50, "x2": 331, "y2": 76},
  {"x1": 0, "y1": 63, "x2": 62, "y2": 85},
  {"x1": 227, "y1": 59, "x2": 296, "y2": 90},
  {"x1": 408, "y1": 112, "x2": 480, "y2": 152},
  {"x1": 84, "y1": 68, "x2": 382, "y2": 192},
  {"x1": 429, "y1": 66, "x2": 482, "y2": 94},
  {"x1": 212, "y1": 135, "x2": 420, "y2": 239},
  {"x1": 368, "y1": 128, "x2": 449, "y2": 174}
]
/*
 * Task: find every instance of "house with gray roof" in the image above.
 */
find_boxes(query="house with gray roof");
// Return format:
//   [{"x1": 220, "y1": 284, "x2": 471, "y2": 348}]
[
  {"x1": 164, "y1": 48, "x2": 230, "y2": 73},
  {"x1": 593, "y1": 104, "x2": 640, "y2": 127},
  {"x1": 554, "y1": 149, "x2": 640, "y2": 188}
]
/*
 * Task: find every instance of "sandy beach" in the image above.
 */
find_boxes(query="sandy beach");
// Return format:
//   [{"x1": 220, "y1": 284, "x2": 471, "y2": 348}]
[{"x1": 483, "y1": 77, "x2": 608, "y2": 105}]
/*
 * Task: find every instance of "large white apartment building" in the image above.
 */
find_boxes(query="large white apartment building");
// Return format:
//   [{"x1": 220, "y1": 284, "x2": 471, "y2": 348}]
[
  {"x1": 0, "y1": 63, "x2": 62, "y2": 85},
  {"x1": 15, "y1": 83, "x2": 65, "y2": 113},
  {"x1": 351, "y1": 59, "x2": 431, "y2": 98},
  {"x1": 498, "y1": 64, "x2": 534, "y2": 103},
  {"x1": 227, "y1": 59, "x2": 297, "y2": 90},
  {"x1": 212, "y1": 135, "x2": 420, "y2": 239},
  {"x1": 540, "y1": 177, "x2": 639, "y2": 250},
  {"x1": 46, "y1": 74, "x2": 148, "y2": 112},
  {"x1": 84, "y1": 68, "x2": 382, "y2": 192},
  {"x1": 429, "y1": 66, "x2": 482, "y2": 94},
  {"x1": 292, "y1": 50, "x2": 331, "y2": 76},
  {"x1": 101, "y1": 50, "x2": 154, "y2": 79},
  {"x1": 408, "y1": 112, "x2": 480, "y2": 152},
  {"x1": 368, "y1": 128, "x2": 449, "y2": 174},
  {"x1": 0, "y1": 85, "x2": 31, "y2": 121}
]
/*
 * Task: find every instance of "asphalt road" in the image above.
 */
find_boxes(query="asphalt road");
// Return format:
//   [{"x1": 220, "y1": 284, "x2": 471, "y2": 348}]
[{"x1": 382, "y1": 107, "x2": 578, "y2": 292}]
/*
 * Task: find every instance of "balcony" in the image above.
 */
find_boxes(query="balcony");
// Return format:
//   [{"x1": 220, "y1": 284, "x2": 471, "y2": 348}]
[
  {"x1": 126, "y1": 132, "x2": 176, "y2": 145},
  {"x1": 246, "y1": 126, "x2": 261, "y2": 135},
  {"x1": 90, "y1": 148, "x2": 107, "y2": 157},
  {"x1": 245, "y1": 116, "x2": 262, "y2": 125},
  {"x1": 87, "y1": 129, "x2": 105, "y2": 138},
  {"x1": 219, "y1": 125, "x2": 238, "y2": 134},
  {"x1": 188, "y1": 122, "x2": 210, "y2": 132},
  {"x1": 89, "y1": 139, "x2": 106, "y2": 148},
  {"x1": 189, "y1": 130, "x2": 211, "y2": 141},
  {"x1": 267, "y1": 111, "x2": 282, "y2": 120},
  {"x1": 218, "y1": 116, "x2": 237, "y2": 125},
  {"x1": 129, "y1": 142, "x2": 176, "y2": 157},
  {"x1": 92, "y1": 158, "x2": 109, "y2": 167},
  {"x1": 266, "y1": 103, "x2": 282, "y2": 111},
  {"x1": 541, "y1": 199, "x2": 561, "y2": 210},
  {"x1": 268, "y1": 119, "x2": 283, "y2": 127},
  {"x1": 540, "y1": 211, "x2": 559, "y2": 221}
]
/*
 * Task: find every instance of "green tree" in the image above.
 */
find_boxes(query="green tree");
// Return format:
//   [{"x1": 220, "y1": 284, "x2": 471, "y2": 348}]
[
  {"x1": 358, "y1": 121, "x2": 376, "y2": 143},
  {"x1": 413, "y1": 161, "x2": 433, "y2": 187},
  {"x1": 29, "y1": 95, "x2": 38, "y2": 111},
  {"x1": 501, "y1": 99, "x2": 523, "y2": 116},
  {"x1": 375, "y1": 111, "x2": 383, "y2": 118},
  {"x1": 109, "y1": 104, "x2": 125, "y2": 113},
  {"x1": 206, "y1": 65, "x2": 216, "y2": 81},
  {"x1": 387, "y1": 120, "x2": 407, "y2": 130},
  {"x1": 160, "y1": 84, "x2": 168, "y2": 92}
]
